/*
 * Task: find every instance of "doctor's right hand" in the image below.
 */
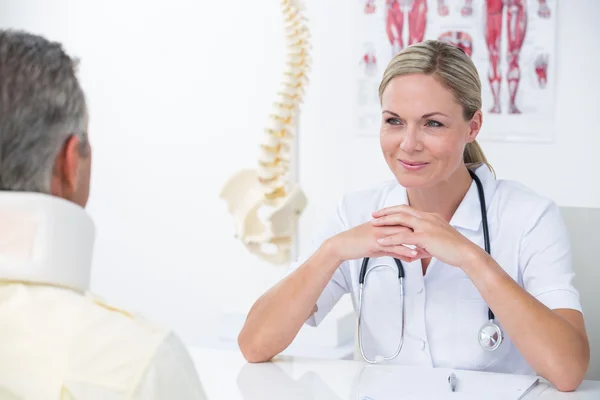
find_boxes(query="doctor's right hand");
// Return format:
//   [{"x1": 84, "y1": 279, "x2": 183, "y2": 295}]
[{"x1": 326, "y1": 221, "x2": 422, "y2": 263}]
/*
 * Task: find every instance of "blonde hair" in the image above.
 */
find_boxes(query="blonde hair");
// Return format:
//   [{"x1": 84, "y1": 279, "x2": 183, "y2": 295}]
[{"x1": 379, "y1": 40, "x2": 493, "y2": 174}]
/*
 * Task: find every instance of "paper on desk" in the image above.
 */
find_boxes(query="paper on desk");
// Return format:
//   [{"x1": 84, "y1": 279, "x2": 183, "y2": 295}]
[{"x1": 354, "y1": 365, "x2": 540, "y2": 400}]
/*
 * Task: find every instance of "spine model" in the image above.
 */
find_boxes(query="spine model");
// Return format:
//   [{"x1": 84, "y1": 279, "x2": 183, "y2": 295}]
[{"x1": 220, "y1": 0, "x2": 310, "y2": 265}]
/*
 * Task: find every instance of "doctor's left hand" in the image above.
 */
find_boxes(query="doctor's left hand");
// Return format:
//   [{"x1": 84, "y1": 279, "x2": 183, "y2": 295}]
[{"x1": 370, "y1": 205, "x2": 482, "y2": 269}]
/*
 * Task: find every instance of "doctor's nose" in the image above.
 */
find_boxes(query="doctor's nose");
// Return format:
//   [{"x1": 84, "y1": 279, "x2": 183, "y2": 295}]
[{"x1": 399, "y1": 126, "x2": 422, "y2": 153}]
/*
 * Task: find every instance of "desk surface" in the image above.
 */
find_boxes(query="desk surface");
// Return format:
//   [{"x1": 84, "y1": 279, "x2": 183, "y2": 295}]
[{"x1": 188, "y1": 347, "x2": 600, "y2": 400}]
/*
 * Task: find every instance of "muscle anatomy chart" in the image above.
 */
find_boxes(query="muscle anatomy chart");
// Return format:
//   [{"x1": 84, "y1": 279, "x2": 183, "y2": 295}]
[{"x1": 355, "y1": 0, "x2": 558, "y2": 142}]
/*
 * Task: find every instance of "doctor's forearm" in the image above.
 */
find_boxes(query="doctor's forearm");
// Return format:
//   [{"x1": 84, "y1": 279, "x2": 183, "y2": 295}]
[
  {"x1": 238, "y1": 241, "x2": 342, "y2": 363},
  {"x1": 461, "y1": 248, "x2": 590, "y2": 391}
]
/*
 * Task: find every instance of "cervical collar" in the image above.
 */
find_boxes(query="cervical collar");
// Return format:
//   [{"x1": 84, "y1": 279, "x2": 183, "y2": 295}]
[{"x1": 0, "y1": 191, "x2": 95, "y2": 293}]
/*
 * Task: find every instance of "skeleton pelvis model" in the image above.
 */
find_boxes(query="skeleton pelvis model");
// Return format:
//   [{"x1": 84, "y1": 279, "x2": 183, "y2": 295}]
[{"x1": 220, "y1": 0, "x2": 310, "y2": 265}]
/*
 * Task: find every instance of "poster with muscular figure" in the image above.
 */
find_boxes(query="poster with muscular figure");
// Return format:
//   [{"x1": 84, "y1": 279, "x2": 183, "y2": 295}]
[{"x1": 355, "y1": 0, "x2": 557, "y2": 142}]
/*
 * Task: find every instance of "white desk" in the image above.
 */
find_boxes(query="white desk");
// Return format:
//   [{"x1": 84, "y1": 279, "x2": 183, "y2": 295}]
[{"x1": 188, "y1": 347, "x2": 600, "y2": 399}]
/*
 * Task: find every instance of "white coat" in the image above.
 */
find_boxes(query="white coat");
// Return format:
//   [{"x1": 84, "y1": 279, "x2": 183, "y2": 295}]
[{"x1": 288, "y1": 164, "x2": 582, "y2": 375}]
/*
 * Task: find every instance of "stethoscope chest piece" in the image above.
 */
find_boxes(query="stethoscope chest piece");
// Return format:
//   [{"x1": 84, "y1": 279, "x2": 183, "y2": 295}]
[{"x1": 478, "y1": 320, "x2": 503, "y2": 351}]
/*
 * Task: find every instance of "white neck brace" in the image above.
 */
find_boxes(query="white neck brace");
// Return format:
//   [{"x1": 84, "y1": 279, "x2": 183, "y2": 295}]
[{"x1": 0, "y1": 191, "x2": 95, "y2": 293}]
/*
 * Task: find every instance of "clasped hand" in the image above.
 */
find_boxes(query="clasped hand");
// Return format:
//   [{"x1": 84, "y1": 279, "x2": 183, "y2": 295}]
[
  {"x1": 329, "y1": 205, "x2": 478, "y2": 269},
  {"x1": 372, "y1": 205, "x2": 477, "y2": 268}
]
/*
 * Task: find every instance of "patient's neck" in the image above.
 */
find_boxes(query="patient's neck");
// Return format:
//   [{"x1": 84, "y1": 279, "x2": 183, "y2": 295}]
[{"x1": 406, "y1": 166, "x2": 472, "y2": 222}]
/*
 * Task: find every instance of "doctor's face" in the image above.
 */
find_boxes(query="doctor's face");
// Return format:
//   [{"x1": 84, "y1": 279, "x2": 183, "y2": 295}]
[{"x1": 379, "y1": 73, "x2": 481, "y2": 189}]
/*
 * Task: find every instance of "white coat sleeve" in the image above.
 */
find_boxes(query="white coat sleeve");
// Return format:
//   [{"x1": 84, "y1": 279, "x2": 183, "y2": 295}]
[
  {"x1": 520, "y1": 200, "x2": 583, "y2": 313},
  {"x1": 132, "y1": 332, "x2": 208, "y2": 400},
  {"x1": 286, "y1": 200, "x2": 352, "y2": 327}
]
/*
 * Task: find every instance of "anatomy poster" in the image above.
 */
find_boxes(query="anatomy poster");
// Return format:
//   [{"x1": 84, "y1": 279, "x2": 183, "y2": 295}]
[{"x1": 355, "y1": 0, "x2": 558, "y2": 142}]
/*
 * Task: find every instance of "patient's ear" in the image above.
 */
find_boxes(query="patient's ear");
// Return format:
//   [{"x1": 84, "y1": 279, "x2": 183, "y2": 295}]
[{"x1": 50, "y1": 135, "x2": 82, "y2": 201}]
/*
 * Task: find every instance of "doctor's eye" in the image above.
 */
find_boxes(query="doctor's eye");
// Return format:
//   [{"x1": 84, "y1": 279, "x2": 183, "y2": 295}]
[
  {"x1": 386, "y1": 117, "x2": 402, "y2": 126},
  {"x1": 425, "y1": 120, "x2": 444, "y2": 128}
]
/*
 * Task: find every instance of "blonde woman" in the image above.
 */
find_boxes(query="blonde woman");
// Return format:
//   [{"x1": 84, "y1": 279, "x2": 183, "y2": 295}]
[{"x1": 238, "y1": 40, "x2": 589, "y2": 392}]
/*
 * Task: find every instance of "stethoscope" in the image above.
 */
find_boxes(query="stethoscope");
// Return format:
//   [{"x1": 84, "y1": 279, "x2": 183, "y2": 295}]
[{"x1": 357, "y1": 169, "x2": 503, "y2": 364}]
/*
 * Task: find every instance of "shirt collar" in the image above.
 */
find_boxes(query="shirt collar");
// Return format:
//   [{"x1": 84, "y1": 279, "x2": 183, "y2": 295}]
[
  {"x1": 0, "y1": 191, "x2": 95, "y2": 293},
  {"x1": 449, "y1": 164, "x2": 497, "y2": 231},
  {"x1": 382, "y1": 164, "x2": 497, "y2": 232}
]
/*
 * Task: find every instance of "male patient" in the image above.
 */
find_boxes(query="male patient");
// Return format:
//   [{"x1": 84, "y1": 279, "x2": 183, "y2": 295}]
[{"x1": 0, "y1": 30, "x2": 207, "y2": 399}]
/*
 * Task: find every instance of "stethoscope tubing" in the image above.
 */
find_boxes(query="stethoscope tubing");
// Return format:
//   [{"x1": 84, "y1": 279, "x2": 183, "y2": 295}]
[{"x1": 357, "y1": 169, "x2": 501, "y2": 362}]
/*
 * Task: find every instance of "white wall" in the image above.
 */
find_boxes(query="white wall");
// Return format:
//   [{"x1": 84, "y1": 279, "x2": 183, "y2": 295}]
[{"x1": 1, "y1": 0, "x2": 599, "y2": 349}]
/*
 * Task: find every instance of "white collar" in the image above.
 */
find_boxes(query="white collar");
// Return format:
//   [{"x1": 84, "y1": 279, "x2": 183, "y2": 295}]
[
  {"x1": 0, "y1": 191, "x2": 95, "y2": 293},
  {"x1": 450, "y1": 164, "x2": 497, "y2": 231},
  {"x1": 382, "y1": 164, "x2": 497, "y2": 232}
]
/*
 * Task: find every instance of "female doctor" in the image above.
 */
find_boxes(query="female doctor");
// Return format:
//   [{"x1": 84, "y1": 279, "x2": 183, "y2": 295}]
[{"x1": 238, "y1": 40, "x2": 590, "y2": 391}]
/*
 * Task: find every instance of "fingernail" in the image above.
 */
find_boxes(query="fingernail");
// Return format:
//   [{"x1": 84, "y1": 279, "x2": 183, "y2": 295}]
[{"x1": 410, "y1": 250, "x2": 417, "y2": 256}]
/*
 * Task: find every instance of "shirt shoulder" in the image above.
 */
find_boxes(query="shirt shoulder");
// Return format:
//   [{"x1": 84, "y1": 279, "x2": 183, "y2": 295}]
[
  {"x1": 0, "y1": 285, "x2": 185, "y2": 398},
  {"x1": 133, "y1": 332, "x2": 207, "y2": 399},
  {"x1": 492, "y1": 178, "x2": 558, "y2": 224},
  {"x1": 59, "y1": 290, "x2": 177, "y2": 393}
]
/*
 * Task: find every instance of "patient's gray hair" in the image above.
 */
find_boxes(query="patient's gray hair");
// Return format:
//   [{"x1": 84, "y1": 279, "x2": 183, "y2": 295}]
[{"x1": 0, "y1": 29, "x2": 88, "y2": 193}]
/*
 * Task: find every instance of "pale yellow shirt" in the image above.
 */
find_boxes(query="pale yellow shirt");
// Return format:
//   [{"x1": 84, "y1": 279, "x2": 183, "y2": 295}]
[
  {"x1": 0, "y1": 191, "x2": 207, "y2": 400},
  {"x1": 0, "y1": 283, "x2": 207, "y2": 400}
]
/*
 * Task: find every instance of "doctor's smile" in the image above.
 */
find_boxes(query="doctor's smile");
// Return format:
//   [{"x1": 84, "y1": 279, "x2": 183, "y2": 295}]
[{"x1": 397, "y1": 159, "x2": 429, "y2": 171}]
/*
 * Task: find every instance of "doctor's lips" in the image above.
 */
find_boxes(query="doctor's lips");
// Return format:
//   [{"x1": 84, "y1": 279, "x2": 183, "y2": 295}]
[{"x1": 398, "y1": 159, "x2": 429, "y2": 171}]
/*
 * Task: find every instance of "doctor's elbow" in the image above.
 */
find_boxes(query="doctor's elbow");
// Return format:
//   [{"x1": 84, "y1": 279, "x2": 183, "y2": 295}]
[
  {"x1": 237, "y1": 328, "x2": 276, "y2": 363},
  {"x1": 551, "y1": 374, "x2": 584, "y2": 393},
  {"x1": 546, "y1": 357, "x2": 589, "y2": 392}
]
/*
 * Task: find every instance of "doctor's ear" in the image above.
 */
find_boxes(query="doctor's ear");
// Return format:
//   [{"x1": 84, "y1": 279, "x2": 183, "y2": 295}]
[{"x1": 467, "y1": 110, "x2": 483, "y2": 143}]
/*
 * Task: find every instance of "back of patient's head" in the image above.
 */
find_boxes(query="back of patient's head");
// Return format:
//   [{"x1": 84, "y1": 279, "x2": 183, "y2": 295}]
[{"x1": 0, "y1": 29, "x2": 91, "y2": 207}]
